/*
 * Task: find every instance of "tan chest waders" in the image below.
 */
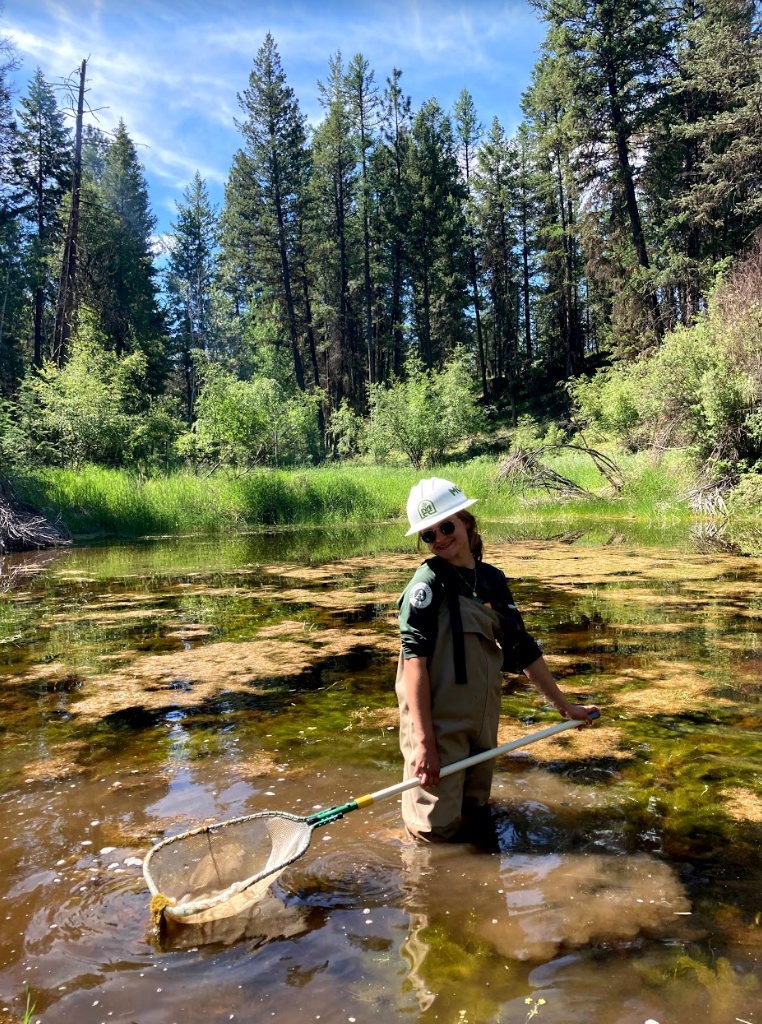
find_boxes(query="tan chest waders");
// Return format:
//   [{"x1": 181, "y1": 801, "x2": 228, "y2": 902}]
[{"x1": 396, "y1": 596, "x2": 505, "y2": 841}]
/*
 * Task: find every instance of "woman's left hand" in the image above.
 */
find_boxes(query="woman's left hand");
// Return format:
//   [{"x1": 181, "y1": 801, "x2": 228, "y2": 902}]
[{"x1": 566, "y1": 704, "x2": 600, "y2": 725}]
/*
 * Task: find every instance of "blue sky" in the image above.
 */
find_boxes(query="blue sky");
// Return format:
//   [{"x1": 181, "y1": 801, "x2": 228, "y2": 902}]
[{"x1": 4, "y1": 1, "x2": 546, "y2": 238}]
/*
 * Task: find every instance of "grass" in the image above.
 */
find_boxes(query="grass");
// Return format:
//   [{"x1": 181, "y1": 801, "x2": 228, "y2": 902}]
[
  {"x1": 11, "y1": 449, "x2": 699, "y2": 541},
  {"x1": 23, "y1": 986, "x2": 35, "y2": 1024}
]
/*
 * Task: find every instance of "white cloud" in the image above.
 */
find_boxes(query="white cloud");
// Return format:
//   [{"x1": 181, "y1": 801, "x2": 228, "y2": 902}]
[
  {"x1": 4, "y1": 0, "x2": 543, "y2": 230},
  {"x1": 7, "y1": 14, "x2": 238, "y2": 189},
  {"x1": 142, "y1": 142, "x2": 228, "y2": 188}
]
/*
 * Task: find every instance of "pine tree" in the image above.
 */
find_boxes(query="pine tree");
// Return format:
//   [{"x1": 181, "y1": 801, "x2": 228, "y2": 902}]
[
  {"x1": 405, "y1": 98, "x2": 468, "y2": 367},
  {"x1": 82, "y1": 124, "x2": 112, "y2": 185},
  {"x1": 514, "y1": 122, "x2": 541, "y2": 362},
  {"x1": 78, "y1": 120, "x2": 165, "y2": 383},
  {"x1": 531, "y1": 0, "x2": 673, "y2": 346},
  {"x1": 522, "y1": 59, "x2": 586, "y2": 374},
  {"x1": 0, "y1": 21, "x2": 23, "y2": 389},
  {"x1": 375, "y1": 67, "x2": 412, "y2": 379},
  {"x1": 53, "y1": 59, "x2": 87, "y2": 367},
  {"x1": 473, "y1": 116, "x2": 521, "y2": 409},
  {"x1": 454, "y1": 89, "x2": 488, "y2": 399},
  {"x1": 227, "y1": 32, "x2": 310, "y2": 392},
  {"x1": 14, "y1": 68, "x2": 72, "y2": 365},
  {"x1": 346, "y1": 53, "x2": 379, "y2": 385},
  {"x1": 100, "y1": 120, "x2": 155, "y2": 249},
  {"x1": 165, "y1": 172, "x2": 219, "y2": 423},
  {"x1": 312, "y1": 51, "x2": 359, "y2": 403},
  {"x1": 0, "y1": 15, "x2": 19, "y2": 224},
  {"x1": 669, "y1": 0, "x2": 762, "y2": 278},
  {"x1": 290, "y1": 139, "x2": 323, "y2": 396},
  {"x1": 219, "y1": 148, "x2": 259, "y2": 319}
]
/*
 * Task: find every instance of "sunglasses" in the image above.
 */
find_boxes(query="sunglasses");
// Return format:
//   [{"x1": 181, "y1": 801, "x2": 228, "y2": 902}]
[{"x1": 420, "y1": 520, "x2": 456, "y2": 544}]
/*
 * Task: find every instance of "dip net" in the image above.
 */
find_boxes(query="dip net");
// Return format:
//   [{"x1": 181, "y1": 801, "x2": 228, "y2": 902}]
[
  {"x1": 143, "y1": 811, "x2": 313, "y2": 926},
  {"x1": 143, "y1": 718, "x2": 597, "y2": 931}
]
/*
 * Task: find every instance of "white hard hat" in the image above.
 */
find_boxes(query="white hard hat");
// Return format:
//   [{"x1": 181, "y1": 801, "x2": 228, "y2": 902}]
[{"x1": 405, "y1": 477, "x2": 478, "y2": 536}]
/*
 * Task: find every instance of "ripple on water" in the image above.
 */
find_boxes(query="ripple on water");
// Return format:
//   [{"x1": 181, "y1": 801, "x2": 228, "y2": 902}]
[
  {"x1": 280, "y1": 837, "x2": 405, "y2": 908},
  {"x1": 51, "y1": 872, "x2": 147, "y2": 946}
]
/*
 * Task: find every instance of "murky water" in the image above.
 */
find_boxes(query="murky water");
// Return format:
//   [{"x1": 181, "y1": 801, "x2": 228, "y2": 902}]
[{"x1": 2, "y1": 522, "x2": 762, "y2": 1024}]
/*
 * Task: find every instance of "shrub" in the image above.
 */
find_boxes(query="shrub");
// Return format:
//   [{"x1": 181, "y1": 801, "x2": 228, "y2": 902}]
[
  {"x1": 568, "y1": 367, "x2": 647, "y2": 449},
  {"x1": 569, "y1": 245, "x2": 762, "y2": 478},
  {"x1": 327, "y1": 399, "x2": 364, "y2": 458},
  {"x1": 180, "y1": 363, "x2": 323, "y2": 469},
  {"x1": 364, "y1": 348, "x2": 482, "y2": 468},
  {"x1": 3, "y1": 312, "x2": 183, "y2": 469}
]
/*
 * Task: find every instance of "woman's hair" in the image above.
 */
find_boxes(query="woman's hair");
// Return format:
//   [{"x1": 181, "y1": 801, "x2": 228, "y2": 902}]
[{"x1": 456, "y1": 509, "x2": 484, "y2": 562}]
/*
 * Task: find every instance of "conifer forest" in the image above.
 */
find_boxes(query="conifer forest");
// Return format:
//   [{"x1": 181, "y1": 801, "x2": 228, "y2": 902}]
[{"x1": 2, "y1": 1, "x2": 762, "y2": 491}]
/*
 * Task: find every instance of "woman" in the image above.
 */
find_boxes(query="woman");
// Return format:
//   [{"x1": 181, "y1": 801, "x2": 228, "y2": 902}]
[{"x1": 396, "y1": 477, "x2": 598, "y2": 842}]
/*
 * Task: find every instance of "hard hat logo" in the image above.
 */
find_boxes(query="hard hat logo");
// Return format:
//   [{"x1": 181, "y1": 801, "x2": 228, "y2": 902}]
[{"x1": 404, "y1": 477, "x2": 478, "y2": 536}]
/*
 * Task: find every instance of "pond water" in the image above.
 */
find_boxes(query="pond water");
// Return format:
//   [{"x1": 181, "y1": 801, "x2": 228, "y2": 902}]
[{"x1": 2, "y1": 522, "x2": 762, "y2": 1024}]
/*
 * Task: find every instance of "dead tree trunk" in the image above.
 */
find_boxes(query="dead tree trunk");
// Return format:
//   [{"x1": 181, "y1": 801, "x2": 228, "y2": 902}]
[{"x1": 53, "y1": 58, "x2": 87, "y2": 368}]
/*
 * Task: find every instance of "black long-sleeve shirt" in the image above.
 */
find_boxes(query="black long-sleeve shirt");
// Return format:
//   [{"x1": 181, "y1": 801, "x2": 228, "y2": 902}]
[{"x1": 398, "y1": 559, "x2": 543, "y2": 674}]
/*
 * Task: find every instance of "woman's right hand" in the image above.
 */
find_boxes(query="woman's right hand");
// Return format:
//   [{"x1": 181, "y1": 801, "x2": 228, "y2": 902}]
[{"x1": 413, "y1": 740, "x2": 441, "y2": 788}]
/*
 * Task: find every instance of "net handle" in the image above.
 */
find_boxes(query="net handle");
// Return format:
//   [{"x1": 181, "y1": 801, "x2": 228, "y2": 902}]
[{"x1": 348, "y1": 713, "x2": 600, "y2": 813}]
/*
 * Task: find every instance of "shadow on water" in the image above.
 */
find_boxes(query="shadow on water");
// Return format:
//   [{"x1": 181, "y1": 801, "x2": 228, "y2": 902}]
[{"x1": 3, "y1": 525, "x2": 762, "y2": 1022}]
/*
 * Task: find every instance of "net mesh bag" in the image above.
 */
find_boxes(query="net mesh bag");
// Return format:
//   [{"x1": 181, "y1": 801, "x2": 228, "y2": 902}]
[{"x1": 144, "y1": 811, "x2": 313, "y2": 925}]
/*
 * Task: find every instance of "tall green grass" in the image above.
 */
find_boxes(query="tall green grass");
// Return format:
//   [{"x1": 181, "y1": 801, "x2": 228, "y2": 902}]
[
  {"x1": 22, "y1": 985, "x2": 36, "y2": 1024},
  {"x1": 13, "y1": 450, "x2": 696, "y2": 539}
]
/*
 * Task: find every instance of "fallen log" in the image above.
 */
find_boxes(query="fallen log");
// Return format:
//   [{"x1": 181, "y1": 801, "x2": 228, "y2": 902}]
[
  {"x1": 0, "y1": 478, "x2": 71, "y2": 553},
  {"x1": 496, "y1": 443, "x2": 624, "y2": 500}
]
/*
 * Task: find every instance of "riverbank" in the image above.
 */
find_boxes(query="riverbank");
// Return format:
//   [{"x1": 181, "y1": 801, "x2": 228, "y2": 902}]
[{"x1": 10, "y1": 450, "x2": 705, "y2": 540}]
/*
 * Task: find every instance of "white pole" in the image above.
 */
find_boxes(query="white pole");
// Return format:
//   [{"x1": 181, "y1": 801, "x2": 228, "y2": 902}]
[{"x1": 358, "y1": 718, "x2": 589, "y2": 807}]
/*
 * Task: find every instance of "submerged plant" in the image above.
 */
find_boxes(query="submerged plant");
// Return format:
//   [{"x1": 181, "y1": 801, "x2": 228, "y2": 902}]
[
  {"x1": 23, "y1": 984, "x2": 36, "y2": 1024},
  {"x1": 524, "y1": 996, "x2": 546, "y2": 1022}
]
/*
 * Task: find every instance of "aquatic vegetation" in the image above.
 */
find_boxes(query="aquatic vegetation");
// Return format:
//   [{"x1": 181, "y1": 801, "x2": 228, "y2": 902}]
[
  {"x1": 640, "y1": 951, "x2": 760, "y2": 1019},
  {"x1": 722, "y1": 787, "x2": 762, "y2": 823},
  {"x1": 495, "y1": 718, "x2": 629, "y2": 764},
  {"x1": 3, "y1": 532, "x2": 762, "y2": 1024},
  {"x1": 22, "y1": 985, "x2": 36, "y2": 1024},
  {"x1": 0, "y1": 592, "x2": 34, "y2": 645},
  {"x1": 401, "y1": 919, "x2": 507, "y2": 1019},
  {"x1": 524, "y1": 997, "x2": 546, "y2": 1023},
  {"x1": 63, "y1": 627, "x2": 398, "y2": 721}
]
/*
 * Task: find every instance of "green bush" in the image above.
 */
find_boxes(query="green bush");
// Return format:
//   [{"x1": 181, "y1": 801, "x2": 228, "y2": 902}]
[
  {"x1": 570, "y1": 251, "x2": 762, "y2": 479},
  {"x1": 364, "y1": 348, "x2": 482, "y2": 467},
  {"x1": 179, "y1": 362, "x2": 323, "y2": 469},
  {"x1": 327, "y1": 399, "x2": 364, "y2": 458},
  {"x1": 568, "y1": 367, "x2": 646, "y2": 449},
  {"x1": 1, "y1": 311, "x2": 183, "y2": 470},
  {"x1": 725, "y1": 472, "x2": 762, "y2": 518},
  {"x1": 507, "y1": 414, "x2": 569, "y2": 451}
]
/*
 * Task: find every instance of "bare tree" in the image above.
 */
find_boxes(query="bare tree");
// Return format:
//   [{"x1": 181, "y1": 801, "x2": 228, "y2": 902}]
[{"x1": 53, "y1": 58, "x2": 87, "y2": 367}]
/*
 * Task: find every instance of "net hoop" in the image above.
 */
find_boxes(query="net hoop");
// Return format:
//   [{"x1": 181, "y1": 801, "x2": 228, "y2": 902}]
[{"x1": 143, "y1": 810, "x2": 313, "y2": 924}]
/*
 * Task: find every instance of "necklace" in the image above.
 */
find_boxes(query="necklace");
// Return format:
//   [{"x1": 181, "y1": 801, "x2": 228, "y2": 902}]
[{"x1": 453, "y1": 564, "x2": 478, "y2": 597}]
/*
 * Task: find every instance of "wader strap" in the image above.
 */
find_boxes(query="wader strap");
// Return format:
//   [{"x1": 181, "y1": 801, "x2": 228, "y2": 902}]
[{"x1": 427, "y1": 557, "x2": 468, "y2": 685}]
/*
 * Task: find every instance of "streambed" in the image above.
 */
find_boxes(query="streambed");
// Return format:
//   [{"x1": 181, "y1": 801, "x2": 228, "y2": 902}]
[{"x1": 1, "y1": 524, "x2": 762, "y2": 1024}]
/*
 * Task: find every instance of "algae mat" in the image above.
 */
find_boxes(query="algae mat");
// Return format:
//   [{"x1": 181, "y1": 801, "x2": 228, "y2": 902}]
[{"x1": 1, "y1": 532, "x2": 762, "y2": 1024}]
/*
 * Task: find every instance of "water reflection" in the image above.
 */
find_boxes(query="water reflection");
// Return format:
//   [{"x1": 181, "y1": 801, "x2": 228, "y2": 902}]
[
  {"x1": 2, "y1": 527, "x2": 762, "y2": 1022},
  {"x1": 160, "y1": 891, "x2": 321, "y2": 951}
]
